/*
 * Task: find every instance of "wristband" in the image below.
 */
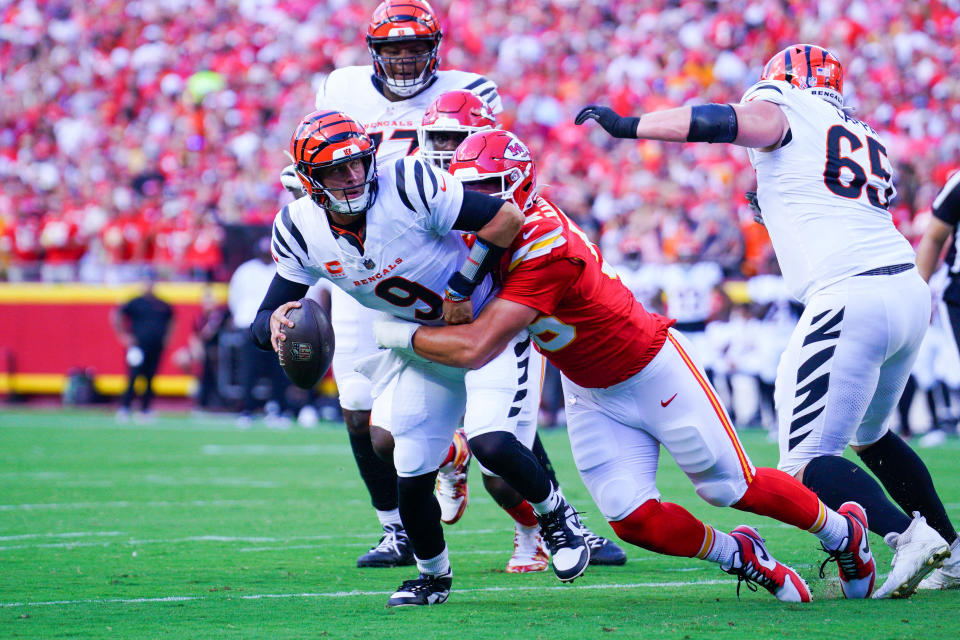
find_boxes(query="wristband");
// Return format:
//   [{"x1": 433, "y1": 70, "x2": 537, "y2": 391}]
[
  {"x1": 445, "y1": 237, "x2": 506, "y2": 298},
  {"x1": 612, "y1": 116, "x2": 641, "y2": 139}
]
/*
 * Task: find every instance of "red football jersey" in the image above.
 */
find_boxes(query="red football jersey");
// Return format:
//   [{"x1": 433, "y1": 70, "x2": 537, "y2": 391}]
[{"x1": 497, "y1": 197, "x2": 674, "y2": 388}]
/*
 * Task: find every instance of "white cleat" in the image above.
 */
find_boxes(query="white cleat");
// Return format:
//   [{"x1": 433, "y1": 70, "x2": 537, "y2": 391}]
[
  {"x1": 918, "y1": 538, "x2": 960, "y2": 590},
  {"x1": 506, "y1": 522, "x2": 550, "y2": 574},
  {"x1": 436, "y1": 429, "x2": 471, "y2": 525},
  {"x1": 872, "y1": 513, "x2": 951, "y2": 599}
]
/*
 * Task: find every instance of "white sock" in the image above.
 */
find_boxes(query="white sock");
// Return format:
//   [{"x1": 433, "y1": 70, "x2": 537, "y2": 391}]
[
  {"x1": 376, "y1": 509, "x2": 403, "y2": 528},
  {"x1": 416, "y1": 546, "x2": 451, "y2": 576},
  {"x1": 814, "y1": 508, "x2": 850, "y2": 551},
  {"x1": 701, "y1": 527, "x2": 740, "y2": 569},
  {"x1": 530, "y1": 489, "x2": 562, "y2": 515}
]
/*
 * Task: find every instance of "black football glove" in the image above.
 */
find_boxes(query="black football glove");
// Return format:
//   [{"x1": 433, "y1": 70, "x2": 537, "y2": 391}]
[
  {"x1": 575, "y1": 105, "x2": 641, "y2": 139},
  {"x1": 745, "y1": 190, "x2": 764, "y2": 226}
]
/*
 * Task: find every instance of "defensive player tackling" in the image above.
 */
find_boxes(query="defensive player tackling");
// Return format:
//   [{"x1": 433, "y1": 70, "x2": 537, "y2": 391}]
[{"x1": 374, "y1": 129, "x2": 878, "y2": 602}]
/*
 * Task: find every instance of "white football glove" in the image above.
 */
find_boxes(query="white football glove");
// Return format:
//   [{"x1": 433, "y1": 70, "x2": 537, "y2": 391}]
[
  {"x1": 373, "y1": 316, "x2": 420, "y2": 351},
  {"x1": 280, "y1": 163, "x2": 307, "y2": 199}
]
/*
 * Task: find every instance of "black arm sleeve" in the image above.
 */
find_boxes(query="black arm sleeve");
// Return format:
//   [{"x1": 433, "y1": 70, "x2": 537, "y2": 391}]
[
  {"x1": 453, "y1": 190, "x2": 503, "y2": 232},
  {"x1": 933, "y1": 175, "x2": 960, "y2": 226},
  {"x1": 249, "y1": 273, "x2": 310, "y2": 351}
]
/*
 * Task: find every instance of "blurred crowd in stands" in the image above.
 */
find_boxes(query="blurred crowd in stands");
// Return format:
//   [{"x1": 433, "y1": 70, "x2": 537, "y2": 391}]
[
  {"x1": 3, "y1": 0, "x2": 958, "y2": 435},
  {"x1": 1, "y1": 0, "x2": 958, "y2": 283}
]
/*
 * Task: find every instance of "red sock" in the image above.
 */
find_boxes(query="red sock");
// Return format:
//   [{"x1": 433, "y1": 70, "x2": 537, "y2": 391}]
[
  {"x1": 505, "y1": 500, "x2": 538, "y2": 528},
  {"x1": 609, "y1": 499, "x2": 707, "y2": 558},
  {"x1": 734, "y1": 466, "x2": 828, "y2": 532}
]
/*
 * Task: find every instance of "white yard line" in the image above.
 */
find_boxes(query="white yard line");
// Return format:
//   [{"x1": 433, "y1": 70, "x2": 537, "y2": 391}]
[
  {"x1": 200, "y1": 444, "x2": 351, "y2": 456},
  {"x1": 0, "y1": 531, "x2": 125, "y2": 541},
  {"x1": 0, "y1": 499, "x2": 267, "y2": 511},
  {"x1": 0, "y1": 579, "x2": 733, "y2": 608}
]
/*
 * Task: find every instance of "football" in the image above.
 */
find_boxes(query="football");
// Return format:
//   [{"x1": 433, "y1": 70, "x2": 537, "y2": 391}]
[{"x1": 277, "y1": 298, "x2": 335, "y2": 389}]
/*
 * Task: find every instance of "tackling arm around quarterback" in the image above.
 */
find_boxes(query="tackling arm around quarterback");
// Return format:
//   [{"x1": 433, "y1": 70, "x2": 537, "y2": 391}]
[{"x1": 376, "y1": 296, "x2": 540, "y2": 369}]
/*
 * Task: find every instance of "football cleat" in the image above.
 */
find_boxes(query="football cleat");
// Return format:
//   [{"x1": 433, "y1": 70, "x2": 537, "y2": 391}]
[
  {"x1": 506, "y1": 523, "x2": 550, "y2": 574},
  {"x1": 436, "y1": 429, "x2": 471, "y2": 525},
  {"x1": 536, "y1": 499, "x2": 590, "y2": 583},
  {"x1": 918, "y1": 538, "x2": 960, "y2": 590},
  {"x1": 726, "y1": 525, "x2": 812, "y2": 603},
  {"x1": 356, "y1": 523, "x2": 416, "y2": 568},
  {"x1": 386, "y1": 571, "x2": 452, "y2": 607},
  {"x1": 818, "y1": 502, "x2": 876, "y2": 599},
  {"x1": 584, "y1": 530, "x2": 628, "y2": 566},
  {"x1": 873, "y1": 513, "x2": 951, "y2": 599}
]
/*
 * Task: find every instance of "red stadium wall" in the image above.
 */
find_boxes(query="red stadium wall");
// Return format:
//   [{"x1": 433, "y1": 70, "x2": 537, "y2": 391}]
[{"x1": 0, "y1": 283, "x2": 228, "y2": 396}]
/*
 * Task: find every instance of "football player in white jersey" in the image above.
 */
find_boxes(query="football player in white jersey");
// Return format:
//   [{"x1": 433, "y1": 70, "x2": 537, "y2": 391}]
[
  {"x1": 278, "y1": 0, "x2": 502, "y2": 569},
  {"x1": 254, "y1": 111, "x2": 590, "y2": 606},
  {"x1": 577, "y1": 43, "x2": 955, "y2": 598},
  {"x1": 413, "y1": 90, "x2": 627, "y2": 572}
]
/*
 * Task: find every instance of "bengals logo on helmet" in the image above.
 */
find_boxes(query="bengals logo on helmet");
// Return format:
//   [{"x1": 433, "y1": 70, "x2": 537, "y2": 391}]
[
  {"x1": 291, "y1": 111, "x2": 379, "y2": 216},
  {"x1": 761, "y1": 44, "x2": 843, "y2": 108}
]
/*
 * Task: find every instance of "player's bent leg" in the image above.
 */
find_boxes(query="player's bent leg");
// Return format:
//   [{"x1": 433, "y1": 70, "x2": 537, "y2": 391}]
[
  {"x1": 469, "y1": 431, "x2": 589, "y2": 582},
  {"x1": 344, "y1": 410, "x2": 408, "y2": 568},
  {"x1": 388, "y1": 471, "x2": 453, "y2": 607},
  {"x1": 856, "y1": 431, "x2": 958, "y2": 544},
  {"x1": 369, "y1": 424, "x2": 395, "y2": 464}
]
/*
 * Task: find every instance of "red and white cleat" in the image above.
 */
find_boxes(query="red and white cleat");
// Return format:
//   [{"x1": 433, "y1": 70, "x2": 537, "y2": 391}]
[
  {"x1": 726, "y1": 525, "x2": 812, "y2": 603},
  {"x1": 437, "y1": 429, "x2": 471, "y2": 525},
  {"x1": 506, "y1": 523, "x2": 550, "y2": 574},
  {"x1": 819, "y1": 502, "x2": 876, "y2": 598}
]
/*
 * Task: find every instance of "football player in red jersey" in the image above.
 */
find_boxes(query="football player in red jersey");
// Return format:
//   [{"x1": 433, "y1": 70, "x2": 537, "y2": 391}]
[
  {"x1": 414, "y1": 90, "x2": 628, "y2": 572},
  {"x1": 375, "y1": 130, "x2": 879, "y2": 602}
]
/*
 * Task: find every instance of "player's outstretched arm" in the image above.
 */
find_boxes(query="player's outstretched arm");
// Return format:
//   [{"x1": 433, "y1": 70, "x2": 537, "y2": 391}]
[
  {"x1": 916, "y1": 216, "x2": 954, "y2": 282},
  {"x1": 575, "y1": 101, "x2": 788, "y2": 149},
  {"x1": 411, "y1": 297, "x2": 539, "y2": 369}
]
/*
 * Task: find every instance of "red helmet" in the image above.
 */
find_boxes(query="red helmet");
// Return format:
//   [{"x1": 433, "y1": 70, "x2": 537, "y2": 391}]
[
  {"x1": 367, "y1": 0, "x2": 442, "y2": 98},
  {"x1": 418, "y1": 90, "x2": 497, "y2": 170},
  {"x1": 291, "y1": 110, "x2": 378, "y2": 216},
  {"x1": 761, "y1": 44, "x2": 843, "y2": 108},
  {"x1": 449, "y1": 130, "x2": 537, "y2": 212}
]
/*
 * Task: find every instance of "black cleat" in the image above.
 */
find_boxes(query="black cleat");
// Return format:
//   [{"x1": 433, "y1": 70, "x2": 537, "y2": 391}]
[
  {"x1": 584, "y1": 531, "x2": 627, "y2": 566},
  {"x1": 356, "y1": 523, "x2": 416, "y2": 568},
  {"x1": 536, "y1": 499, "x2": 590, "y2": 583},
  {"x1": 386, "y1": 571, "x2": 452, "y2": 607}
]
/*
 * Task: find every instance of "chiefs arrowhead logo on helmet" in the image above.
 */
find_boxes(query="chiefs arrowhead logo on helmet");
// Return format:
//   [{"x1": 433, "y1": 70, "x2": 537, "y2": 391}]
[{"x1": 449, "y1": 130, "x2": 537, "y2": 212}]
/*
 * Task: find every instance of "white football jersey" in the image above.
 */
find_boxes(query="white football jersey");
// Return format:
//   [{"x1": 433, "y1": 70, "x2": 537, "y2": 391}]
[
  {"x1": 271, "y1": 156, "x2": 494, "y2": 325},
  {"x1": 659, "y1": 261, "x2": 722, "y2": 323},
  {"x1": 316, "y1": 67, "x2": 501, "y2": 164},
  {"x1": 741, "y1": 80, "x2": 915, "y2": 304}
]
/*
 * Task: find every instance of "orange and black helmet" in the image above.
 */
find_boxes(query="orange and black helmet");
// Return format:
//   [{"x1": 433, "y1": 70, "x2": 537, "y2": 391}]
[
  {"x1": 291, "y1": 111, "x2": 379, "y2": 216},
  {"x1": 761, "y1": 44, "x2": 843, "y2": 108},
  {"x1": 367, "y1": 0, "x2": 442, "y2": 98}
]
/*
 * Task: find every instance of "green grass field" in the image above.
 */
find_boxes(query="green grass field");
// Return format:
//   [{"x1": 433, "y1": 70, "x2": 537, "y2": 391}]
[{"x1": 1, "y1": 409, "x2": 958, "y2": 639}]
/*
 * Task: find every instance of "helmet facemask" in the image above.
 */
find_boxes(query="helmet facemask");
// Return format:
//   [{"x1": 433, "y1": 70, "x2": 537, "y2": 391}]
[
  {"x1": 418, "y1": 128, "x2": 474, "y2": 170},
  {"x1": 454, "y1": 165, "x2": 535, "y2": 212},
  {"x1": 368, "y1": 36, "x2": 441, "y2": 98},
  {"x1": 298, "y1": 149, "x2": 379, "y2": 217}
]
